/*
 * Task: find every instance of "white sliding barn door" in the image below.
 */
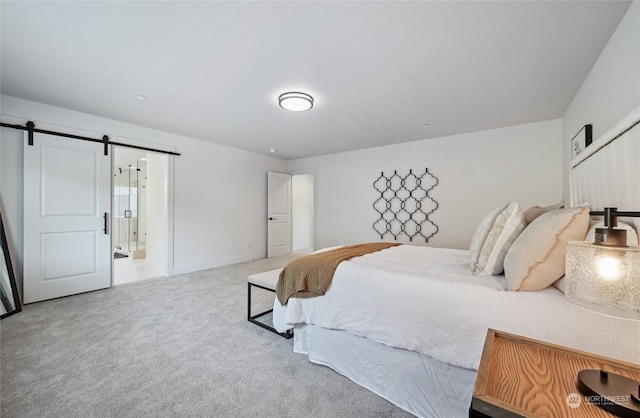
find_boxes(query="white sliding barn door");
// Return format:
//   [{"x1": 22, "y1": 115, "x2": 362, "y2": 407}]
[
  {"x1": 24, "y1": 133, "x2": 111, "y2": 303},
  {"x1": 267, "y1": 171, "x2": 292, "y2": 257}
]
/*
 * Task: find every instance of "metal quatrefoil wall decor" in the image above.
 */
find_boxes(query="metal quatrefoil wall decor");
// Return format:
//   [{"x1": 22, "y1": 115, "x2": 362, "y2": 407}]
[{"x1": 372, "y1": 168, "x2": 439, "y2": 243}]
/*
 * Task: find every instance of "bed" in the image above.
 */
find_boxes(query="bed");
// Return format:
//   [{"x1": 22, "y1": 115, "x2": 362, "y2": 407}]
[{"x1": 271, "y1": 106, "x2": 640, "y2": 418}]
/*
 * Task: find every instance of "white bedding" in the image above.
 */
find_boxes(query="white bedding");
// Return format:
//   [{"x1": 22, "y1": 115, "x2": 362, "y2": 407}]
[
  {"x1": 293, "y1": 323, "x2": 477, "y2": 418},
  {"x1": 274, "y1": 244, "x2": 640, "y2": 370}
]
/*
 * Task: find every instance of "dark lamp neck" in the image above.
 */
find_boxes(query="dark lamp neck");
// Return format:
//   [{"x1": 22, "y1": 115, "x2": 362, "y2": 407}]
[{"x1": 589, "y1": 207, "x2": 640, "y2": 247}]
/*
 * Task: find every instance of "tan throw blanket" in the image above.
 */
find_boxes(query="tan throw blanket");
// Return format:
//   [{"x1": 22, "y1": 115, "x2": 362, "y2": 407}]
[{"x1": 276, "y1": 242, "x2": 400, "y2": 305}]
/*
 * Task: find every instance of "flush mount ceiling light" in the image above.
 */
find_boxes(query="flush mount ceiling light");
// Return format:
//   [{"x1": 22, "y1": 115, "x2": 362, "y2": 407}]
[{"x1": 278, "y1": 92, "x2": 313, "y2": 112}]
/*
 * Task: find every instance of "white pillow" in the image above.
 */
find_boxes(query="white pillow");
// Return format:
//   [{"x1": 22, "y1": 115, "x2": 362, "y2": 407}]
[
  {"x1": 584, "y1": 221, "x2": 639, "y2": 246},
  {"x1": 469, "y1": 202, "x2": 526, "y2": 276},
  {"x1": 504, "y1": 206, "x2": 590, "y2": 291}
]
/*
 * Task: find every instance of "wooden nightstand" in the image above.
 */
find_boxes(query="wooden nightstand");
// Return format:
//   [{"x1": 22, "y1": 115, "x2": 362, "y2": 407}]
[{"x1": 470, "y1": 329, "x2": 640, "y2": 418}]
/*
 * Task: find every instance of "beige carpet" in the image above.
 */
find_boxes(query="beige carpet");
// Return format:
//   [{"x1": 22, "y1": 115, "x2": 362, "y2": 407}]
[{"x1": 0, "y1": 253, "x2": 413, "y2": 418}]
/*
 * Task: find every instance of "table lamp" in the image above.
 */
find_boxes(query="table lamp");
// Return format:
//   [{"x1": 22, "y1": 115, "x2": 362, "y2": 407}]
[{"x1": 565, "y1": 207, "x2": 640, "y2": 417}]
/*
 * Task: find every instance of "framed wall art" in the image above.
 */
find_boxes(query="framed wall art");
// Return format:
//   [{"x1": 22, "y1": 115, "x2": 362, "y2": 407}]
[{"x1": 570, "y1": 124, "x2": 593, "y2": 160}]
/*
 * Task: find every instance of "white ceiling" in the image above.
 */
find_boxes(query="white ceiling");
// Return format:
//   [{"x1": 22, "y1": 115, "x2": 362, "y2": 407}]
[{"x1": 0, "y1": 1, "x2": 631, "y2": 159}]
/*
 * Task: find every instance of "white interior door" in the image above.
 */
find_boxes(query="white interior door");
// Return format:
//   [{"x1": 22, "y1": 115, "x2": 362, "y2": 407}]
[
  {"x1": 23, "y1": 133, "x2": 111, "y2": 303},
  {"x1": 267, "y1": 171, "x2": 292, "y2": 257}
]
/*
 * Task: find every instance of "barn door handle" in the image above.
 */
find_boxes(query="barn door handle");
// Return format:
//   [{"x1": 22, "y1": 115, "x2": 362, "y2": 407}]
[{"x1": 103, "y1": 212, "x2": 109, "y2": 234}]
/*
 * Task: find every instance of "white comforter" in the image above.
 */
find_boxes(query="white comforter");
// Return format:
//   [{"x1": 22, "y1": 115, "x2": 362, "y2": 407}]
[{"x1": 274, "y1": 244, "x2": 640, "y2": 370}]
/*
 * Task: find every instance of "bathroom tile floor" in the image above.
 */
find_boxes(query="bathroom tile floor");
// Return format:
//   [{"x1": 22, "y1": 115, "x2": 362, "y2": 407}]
[{"x1": 113, "y1": 257, "x2": 164, "y2": 286}]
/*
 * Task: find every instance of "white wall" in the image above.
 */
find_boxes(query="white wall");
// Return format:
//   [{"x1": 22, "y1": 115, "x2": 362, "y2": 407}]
[
  {"x1": 562, "y1": 1, "x2": 640, "y2": 201},
  {"x1": 292, "y1": 173, "x2": 314, "y2": 251},
  {"x1": 287, "y1": 119, "x2": 563, "y2": 250},
  {"x1": 0, "y1": 95, "x2": 288, "y2": 286}
]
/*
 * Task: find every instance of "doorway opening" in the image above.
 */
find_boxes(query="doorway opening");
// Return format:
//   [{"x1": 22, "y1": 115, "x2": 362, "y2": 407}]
[
  {"x1": 112, "y1": 147, "x2": 169, "y2": 285},
  {"x1": 291, "y1": 172, "x2": 315, "y2": 254}
]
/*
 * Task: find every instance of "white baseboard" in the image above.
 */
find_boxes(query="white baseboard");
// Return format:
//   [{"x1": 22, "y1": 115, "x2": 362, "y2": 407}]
[{"x1": 172, "y1": 251, "x2": 267, "y2": 276}]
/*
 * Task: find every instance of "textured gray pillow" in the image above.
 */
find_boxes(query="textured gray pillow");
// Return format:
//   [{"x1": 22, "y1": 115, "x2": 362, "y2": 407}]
[
  {"x1": 469, "y1": 202, "x2": 526, "y2": 276},
  {"x1": 504, "y1": 206, "x2": 590, "y2": 291}
]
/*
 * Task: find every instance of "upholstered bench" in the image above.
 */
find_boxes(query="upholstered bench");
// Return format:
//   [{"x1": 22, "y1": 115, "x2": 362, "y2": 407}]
[{"x1": 247, "y1": 269, "x2": 293, "y2": 339}]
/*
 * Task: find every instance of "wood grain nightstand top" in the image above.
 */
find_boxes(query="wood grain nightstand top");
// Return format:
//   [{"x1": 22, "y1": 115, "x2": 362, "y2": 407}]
[{"x1": 471, "y1": 329, "x2": 640, "y2": 418}]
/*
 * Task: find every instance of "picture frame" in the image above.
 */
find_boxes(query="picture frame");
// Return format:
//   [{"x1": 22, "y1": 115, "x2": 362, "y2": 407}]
[{"x1": 570, "y1": 124, "x2": 593, "y2": 160}]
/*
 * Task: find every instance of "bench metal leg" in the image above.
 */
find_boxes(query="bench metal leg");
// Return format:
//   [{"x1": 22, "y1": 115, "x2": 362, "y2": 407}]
[{"x1": 247, "y1": 283, "x2": 293, "y2": 339}]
